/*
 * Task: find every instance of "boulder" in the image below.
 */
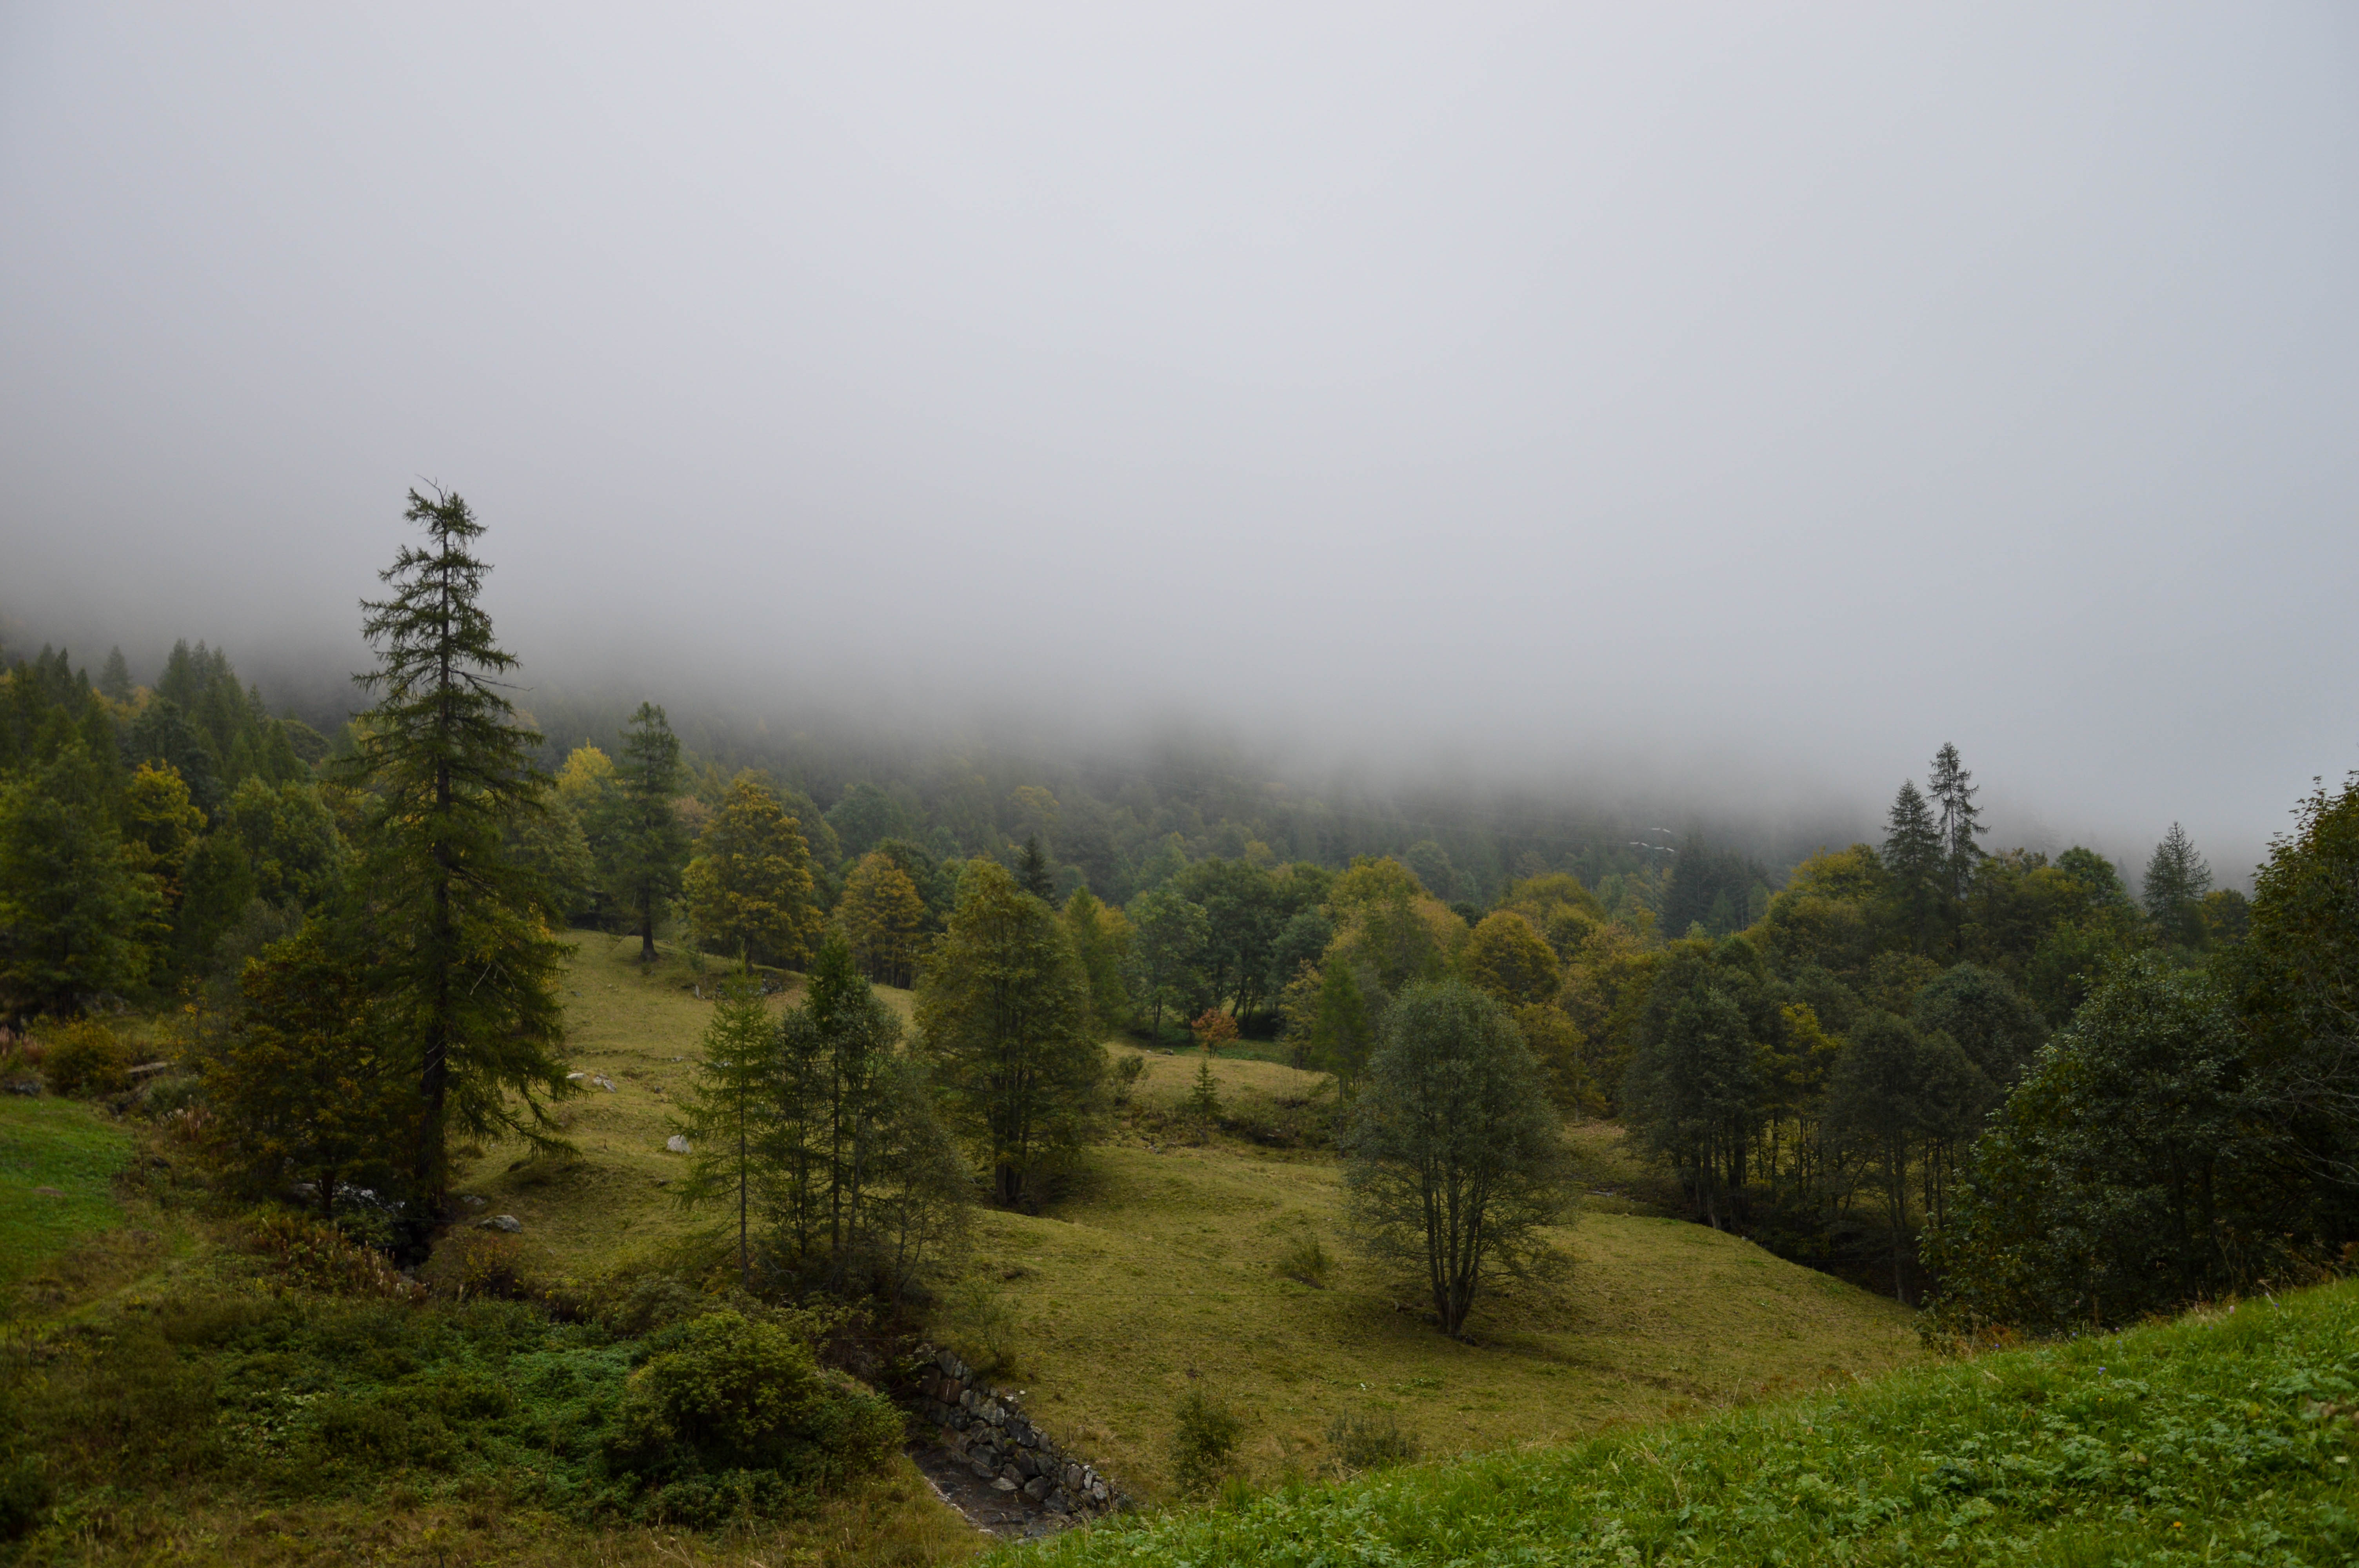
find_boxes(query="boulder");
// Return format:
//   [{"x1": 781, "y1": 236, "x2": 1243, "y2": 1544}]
[
  {"x1": 990, "y1": 1477, "x2": 1017, "y2": 1492},
  {"x1": 1022, "y1": 1476, "x2": 1050, "y2": 1501},
  {"x1": 665, "y1": 1135, "x2": 690, "y2": 1154},
  {"x1": 479, "y1": 1214, "x2": 522, "y2": 1233}
]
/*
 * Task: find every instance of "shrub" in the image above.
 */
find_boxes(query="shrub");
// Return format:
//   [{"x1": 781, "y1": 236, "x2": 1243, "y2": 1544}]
[
  {"x1": 1276, "y1": 1231, "x2": 1330, "y2": 1288},
  {"x1": 603, "y1": 1311, "x2": 900, "y2": 1515},
  {"x1": 0, "y1": 1458, "x2": 52, "y2": 1543},
  {"x1": 37, "y1": 1018, "x2": 134, "y2": 1097},
  {"x1": 423, "y1": 1229, "x2": 531, "y2": 1301},
  {"x1": 1170, "y1": 1387, "x2": 1243, "y2": 1496},
  {"x1": 1327, "y1": 1410, "x2": 1418, "y2": 1472},
  {"x1": 242, "y1": 1212, "x2": 420, "y2": 1299},
  {"x1": 941, "y1": 1274, "x2": 1019, "y2": 1377},
  {"x1": 1112, "y1": 1053, "x2": 1146, "y2": 1104}
]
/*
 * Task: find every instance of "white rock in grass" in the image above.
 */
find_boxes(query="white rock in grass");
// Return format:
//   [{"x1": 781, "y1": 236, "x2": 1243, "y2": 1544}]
[{"x1": 665, "y1": 1134, "x2": 690, "y2": 1154}]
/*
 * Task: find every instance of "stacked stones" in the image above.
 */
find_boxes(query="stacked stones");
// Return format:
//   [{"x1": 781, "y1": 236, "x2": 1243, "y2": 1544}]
[{"x1": 906, "y1": 1347, "x2": 1121, "y2": 1519}]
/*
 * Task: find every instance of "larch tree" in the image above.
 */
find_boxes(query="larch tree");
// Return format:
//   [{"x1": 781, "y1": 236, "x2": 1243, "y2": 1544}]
[
  {"x1": 334, "y1": 486, "x2": 570, "y2": 1201},
  {"x1": 682, "y1": 773, "x2": 821, "y2": 967},
  {"x1": 673, "y1": 975, "x2": 783, "y2": 1288},
  {"x1": 915, "y1": 860, "x2": 1105, "y2": 1208},
  {"x1": 836, "y1": 850, "x2": 928, "y2": 985},
  {"x1": 603, "y1": 703, "x2": 687, "y2": 960},
  {"x1": 1341, "y1": 978, "x2": 1565, "y2": 1336}
]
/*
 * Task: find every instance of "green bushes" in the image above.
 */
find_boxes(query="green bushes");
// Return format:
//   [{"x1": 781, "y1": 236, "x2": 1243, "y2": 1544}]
[
  {"x1": 34, "y1": 1017, "x2": 136, "y2": 1097},
  {"x1": 1, "y1": 1289, "x2": 906, "y2": 1552},
  {"x1": 1170, "y1": 1387, "x2": 1244, "y2": 1497},
  {"x1": 605, "y1": 1310, "x2": 901, "y2": 1502}
]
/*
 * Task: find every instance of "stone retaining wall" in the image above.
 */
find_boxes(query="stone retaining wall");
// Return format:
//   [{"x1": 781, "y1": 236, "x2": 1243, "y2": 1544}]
[{"x1": 901, "y1": 1347, "x2": 1127, "y2": 1520}]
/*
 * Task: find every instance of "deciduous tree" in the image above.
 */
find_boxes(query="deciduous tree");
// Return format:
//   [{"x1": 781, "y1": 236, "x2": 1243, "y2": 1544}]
[{"x1": 1342, "y1": 979, "x2": 1565, "y2": 1336}]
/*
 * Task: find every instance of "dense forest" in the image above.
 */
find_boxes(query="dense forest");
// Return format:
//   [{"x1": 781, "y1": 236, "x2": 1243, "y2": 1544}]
[{"x1": 3, "y1": 492, "x2": 2354, "y2": 1343}]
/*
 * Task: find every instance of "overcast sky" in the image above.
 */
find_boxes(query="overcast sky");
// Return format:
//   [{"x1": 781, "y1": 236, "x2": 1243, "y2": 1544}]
[{"x1": 3, "y1": 4, "x2": 2354, "y2": 877}]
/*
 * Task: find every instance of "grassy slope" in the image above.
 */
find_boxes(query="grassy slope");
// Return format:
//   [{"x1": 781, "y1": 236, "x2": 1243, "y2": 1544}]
[
  {"x1": 0, "y1": 1095, "x2": 131, "y2": 1290},
  {"x1": 1030, "y1": 1280, "x2": 2359, "y2": 1567},
  {"x1": 2, "y1": 936, "x2": 1920, "y2": 1564},
  {"x1": 480, "y1": 939, "x2": 1917, "y2": 1499}
]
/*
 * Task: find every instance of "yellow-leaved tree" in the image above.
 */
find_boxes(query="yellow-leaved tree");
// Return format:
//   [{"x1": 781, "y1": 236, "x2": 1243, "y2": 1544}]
[
  {"x1": 682, "y1": 773, "x2": 822, "y2": 968},
  {"x1": 836, "y1": 850, "x2": 929, "y2": 985}
]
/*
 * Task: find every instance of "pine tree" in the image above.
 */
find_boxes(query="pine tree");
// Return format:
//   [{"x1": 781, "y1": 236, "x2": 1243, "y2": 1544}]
[
  {"x1": 1882, "y1": 778, "x2": 1947, "y2": 954},
  {"x1": 0, "y1": 746, "x2": 164, "y2": 1020},
  {"x1": 1926, "y1": 743, "x2": 1984, "y2": 898},
  {"x1": 2143, "y1": 822, "x2": 2213, "y2": 949},
  {"x1": 1016, "y1": 833, "x2": 1055, "y2": 902},
  {"x1": 603, "y1": 703, "x2": 688, "y2": 960},
  {"x1": 334, "y1": 487, "x2": 569, "y2": 1201},
  {"x1": 1187, "y1": 1056, "x2": 1223, "y2": 1122},
  {"x1": 98, "y1": 647, "x2": 133, "y2": 704}
]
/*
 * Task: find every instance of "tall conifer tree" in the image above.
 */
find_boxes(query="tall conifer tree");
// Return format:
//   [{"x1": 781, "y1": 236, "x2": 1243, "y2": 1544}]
[
  {"x1": 1016, "y1": 833, "x2": 1055, "y2": 902},
  {"x1": 605, "y1": 702, "x2": 687, "y2": 960},
  {"x1": 336, "y1": 487, "x2": 569, "y2": 1201},
  {"x1": 1927, "y1": 743, "x2": 1984, "y2": 898},
  {"x1": 1883, "y1": 778, "x2": 1947, "y2": 954}
]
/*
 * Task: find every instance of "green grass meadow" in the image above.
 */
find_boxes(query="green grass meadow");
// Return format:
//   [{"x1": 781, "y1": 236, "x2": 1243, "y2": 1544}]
[
  {"x1": 1028, "y1": 1281, "x2": 2359, "y2": 1566},
  {"x1": 0, "y1": 1095, "x2": 131, "y2": 1291},
  {"x1": 9, "y1": 933, "x2": 2348, "y2": 1565}
]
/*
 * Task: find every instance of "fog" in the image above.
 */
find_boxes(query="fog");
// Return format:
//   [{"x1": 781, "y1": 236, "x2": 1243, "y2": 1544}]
[{"x1": 4, "y1": 5, "x2": 2355, "y2": 879}]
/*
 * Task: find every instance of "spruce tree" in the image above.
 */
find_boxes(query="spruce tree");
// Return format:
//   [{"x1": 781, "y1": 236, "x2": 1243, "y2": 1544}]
[
  {"x1": 98, "y1": 646, "x2": 133, "y2": 704},
  {"x1": 1926, "y1": 743, "x2": 1985, "y2": 898},
  {"x1": 335, "y1": 487, "x2": 569, "y2": 1202},
  {"x1": 1882, "y1": 778, "x2": 1947, "y2": 954},
  {"x1": 1016, "y1": 833, "x2": 1055, "y2": 901},
  {"x1": 2143, "y1": 822, "x2": 2213, "y2": 948},
  {"x1": 603, "y1": 702, "x2": 688, "y2": 960}
]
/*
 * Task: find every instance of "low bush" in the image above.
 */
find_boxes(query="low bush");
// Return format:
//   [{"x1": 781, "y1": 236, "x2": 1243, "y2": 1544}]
[
  {"x1": 1276, "y1": 1231, "x2": 1330, "y2": 1288},
  {"x1": 1170, "y1": 1387, "x2": 1244, "y2": 1497},
  {"x1": 1326, "y1": 1410, "x2": 1418, "y2": 1472},
  {"x1": 36, "y1": 1018, "x2": 135, "y2": 1097},
  {"x1": 603, "y1": 1311, "x2": 902, "y2": 1521}
]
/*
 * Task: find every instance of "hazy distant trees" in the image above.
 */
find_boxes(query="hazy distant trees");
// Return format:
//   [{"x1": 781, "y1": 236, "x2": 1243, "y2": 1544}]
[
  {"x1": 915, "y1": 860, "x2": 1105, "y2": 1208},
  {"x1": 1342, "y1": 979, "x2": 1564, "y2": 1336},
  {"x1": 334, "y1": 486, "x2": 570, "y2": 1200}
]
